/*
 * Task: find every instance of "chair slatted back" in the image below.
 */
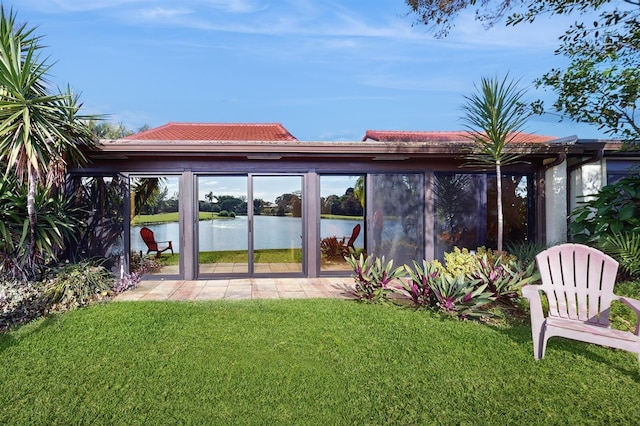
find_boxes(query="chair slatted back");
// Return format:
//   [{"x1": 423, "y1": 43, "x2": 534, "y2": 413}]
[
  {"x1": 140, "y1": 227, "x2": 158, "y2": 251},
  {"x1": 346, "y1": 224, "x2": 361, "y2": 249},
  {"x1": 536, "y1": 244, "x2": 619, "y2": 326}
]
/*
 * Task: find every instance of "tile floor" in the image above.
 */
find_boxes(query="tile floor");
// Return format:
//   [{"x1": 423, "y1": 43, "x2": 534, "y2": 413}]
[{"x1": 113, "y1": 277, "x2": 355, "y2": 301}]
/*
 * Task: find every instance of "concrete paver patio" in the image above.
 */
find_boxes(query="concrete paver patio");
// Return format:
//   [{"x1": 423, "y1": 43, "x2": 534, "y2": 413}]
[{"x1": 113, "y1": 277, "x2": 355, "y2": 301}]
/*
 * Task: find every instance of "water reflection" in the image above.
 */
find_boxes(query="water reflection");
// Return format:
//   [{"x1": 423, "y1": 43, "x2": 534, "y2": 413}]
[{"x1": 131, "y1": 217, "x2": 364, "y2": 253}]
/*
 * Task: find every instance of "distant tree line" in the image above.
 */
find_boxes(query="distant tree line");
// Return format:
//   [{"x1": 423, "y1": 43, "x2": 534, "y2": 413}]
[{"x1": 321, "y1": 187, "x2": 363, "y2": 216}]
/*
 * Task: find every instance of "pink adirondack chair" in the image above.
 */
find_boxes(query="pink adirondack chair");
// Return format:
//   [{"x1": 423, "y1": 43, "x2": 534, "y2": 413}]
[{"x1": 522, "y1": 243, "x2": 640, "y2": 360}]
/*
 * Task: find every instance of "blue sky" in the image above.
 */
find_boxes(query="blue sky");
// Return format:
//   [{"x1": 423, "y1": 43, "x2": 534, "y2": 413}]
[{"x1": 10, "y1": 0, "x2": 607, "y2": 141}]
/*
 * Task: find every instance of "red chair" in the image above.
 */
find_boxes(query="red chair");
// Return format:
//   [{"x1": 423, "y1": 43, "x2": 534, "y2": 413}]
[
  {"x1": 340, "y1": 224, "x2": 361, "y2": 251},
  {"x1": 140, "y1": 226, "x2": 174, "y2": 257}
]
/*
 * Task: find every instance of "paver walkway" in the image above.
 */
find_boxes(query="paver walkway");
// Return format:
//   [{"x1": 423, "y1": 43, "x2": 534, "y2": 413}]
[{"x1": 113, "y1": 277, "x2": 355, "y2": 301}]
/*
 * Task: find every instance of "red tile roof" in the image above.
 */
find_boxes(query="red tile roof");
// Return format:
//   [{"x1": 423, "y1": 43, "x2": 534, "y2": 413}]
[
  {"x1": 124, "y1": 122, "x2": 297, "y2": 141},
  {"x1": 363, "y1": 130, "x2": 558, "y2": 143}
]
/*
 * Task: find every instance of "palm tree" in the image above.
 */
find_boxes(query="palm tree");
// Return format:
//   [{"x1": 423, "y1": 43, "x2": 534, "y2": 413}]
[
  {"x1": 0, "y1": 7, "x2": 97, "y2": 275},
  {"x1": 461, "y1": 75, "x2": 530, "y2": 253},
  {"x1": 205, "y1": 191, "x2": 217, "y2": 219}
]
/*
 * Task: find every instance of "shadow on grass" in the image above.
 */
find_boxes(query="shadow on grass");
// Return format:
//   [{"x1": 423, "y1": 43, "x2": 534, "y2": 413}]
[
  {"x1": 0, "y1": 314, "x2": 62, "y2": 354},
  {"x1": 489, "y1": 320, "x2": 640, "y2": 383}
]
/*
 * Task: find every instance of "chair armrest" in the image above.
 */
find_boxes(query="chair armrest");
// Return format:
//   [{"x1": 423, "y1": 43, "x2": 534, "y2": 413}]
[
  {"x1": 618, "y1": 296, "x2": 640, "y2": 335},
  {"x1": 619, "y1": 296, "x2": 640, "y2": 315},
  {"x1": 521, "y1": 284, "x2": 541, "y2": 300},
  {"x1": 521, "y1": 285, "x2": 545, "y2": 323}
]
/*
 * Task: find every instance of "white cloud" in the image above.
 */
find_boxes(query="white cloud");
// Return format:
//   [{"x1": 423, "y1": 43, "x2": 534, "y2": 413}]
[
  {"x1": 18, "y1": 0, "x2": 154, "y2": 13},
  {"x1": 442, "y1": 10, "x2": 592, "y2": 50},
  {"x1": 138, "y1": 7, "x2": 193, "y2": 20},
  {"x1": 205, "y1": 0, "x2": 270, "y2": 14}
]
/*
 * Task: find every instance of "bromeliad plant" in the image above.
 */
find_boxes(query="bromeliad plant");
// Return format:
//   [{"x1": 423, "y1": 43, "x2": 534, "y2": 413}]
[
  {"x1": 401, "y1": 259, "x2": 438, "y2": 308},
  {"x1": 429, "y1": 272, "x2": 494, "y2": 319},
  {"x1": 346, "y1": 254, "x2": 405, "y2": 303},
  {"x1": 366, "y1": 245, "x2": 542, "y2": 318},
  {"x1": 469, "y1": 253, "x2": 539, "y2": 303},
  {"x1": 400, "y1": 259, "x2": 495, "y2": 318}
]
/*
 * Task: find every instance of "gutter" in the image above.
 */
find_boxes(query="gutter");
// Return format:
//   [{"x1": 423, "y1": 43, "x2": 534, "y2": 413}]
[
  {"x1": 543, "y1": 153, "x2": 566, "y2": 171},
  {"x1": 567, "y1": 149, "x2": 604, "y2": 173}
]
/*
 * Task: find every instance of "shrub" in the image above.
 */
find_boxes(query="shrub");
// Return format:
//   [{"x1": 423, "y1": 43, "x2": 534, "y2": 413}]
[
  {"x1": 442, "y1": 246, "x2": 515, "y2": 278},
  {"x1": 320, "y1": 236, "x2": 348, "y2": 260},
  {"x1": 442, "y1": 247, "x2": 478, "y2": 278},
  {"x1": 469, "y1": 253, "x2": 539, "y2": 302},
  {"x1": 505, "y1": 240, "x2": 547, "y2": 266},
  {"x1": 0, "y1": 175, "x2": 84, "y2": 281},
  {"x1": 0, "y1": 280, "x2": 47, "y2": 332},
  {"x1": 568, "y1": 175, "x2": 640, "y2": 244},
  {"x1": 346, "y1": 254, "x2": 404, "y2": 303},
  {"x1": 599, "y1": 233, "x2": 640, "y2": 280},
  {"x1": 401, "y1": 259, "x2": 437, "y2": 308},
  {"x1": 44, "y1": 261, "x2": 114, "y2": 311},
  {"x1": 112, "y1": 272, "x2": 141, "y2": 294},
  {"x1": 129, "y1": 252, "x2": 161, "y2": 274},
  {"x1": 219, "y1": 210, "x2": 230, "y2": 217},
  {"x1": 393, "y1": 246, "x2": 539, "y2": 318},
  {"x1": 400, "y1": 259, "x2": 495, "y2": 318}
]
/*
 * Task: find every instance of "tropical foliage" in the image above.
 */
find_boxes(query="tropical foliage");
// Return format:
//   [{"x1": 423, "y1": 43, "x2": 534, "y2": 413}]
[
  {"x1": 461, "y1": 75, "x2": 531, "y2": 252},
  {"x1": 0, "y1": 7, "x2": 98, "y2": 278},
  {"x1": 406, "y1": 0, "x2": 640, "y2": 145},
  {"x1": 0, "y1": 279, "x2": 46, "y2": 332},
  {"x1": 349, "y1": 247, "x2": 538, "y2": 318},
  {"x1": 0, "y1": 173, "x2": 84, "y2": 280},
  {"x1": 569, "y1": 175, "x2": 640, "y2": 243},
  {"x1": 44, "y1": 260, "x2": 113, "y2": 311},
  {"x1": 598, "y1": 233, "x2": 640, "y2": 280},
  {"x1": 346, "y1": 254, "x2": 405, "y2": 303},
  {"x1": 401, "y1": 258, "x2": 495, "y2": 318},
  {"x1": 64, "y1": 175, "x2": 127, "y2": 268}
]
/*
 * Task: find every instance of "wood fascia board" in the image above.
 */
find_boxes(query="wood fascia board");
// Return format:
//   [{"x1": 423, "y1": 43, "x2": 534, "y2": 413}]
[{"x1": 96, "y1": 140, "x2": 580, "y2": 157}]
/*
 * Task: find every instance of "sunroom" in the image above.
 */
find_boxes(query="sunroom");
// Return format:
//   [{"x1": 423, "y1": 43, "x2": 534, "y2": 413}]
[{"x1": 69, "y1": 122, "x2": 615, "y2": 280}]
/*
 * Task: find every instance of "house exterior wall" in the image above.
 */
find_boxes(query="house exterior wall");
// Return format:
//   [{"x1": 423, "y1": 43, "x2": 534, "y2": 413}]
[
  {"x1": 76, "y1": 137, "x2": 589, "y2": 279},
  {"x1": 569, "y1": 160, "x2": 604, "y2": 213},
  {"x1": 545, "y1": 161, "x2": 568, "y2": 245}
]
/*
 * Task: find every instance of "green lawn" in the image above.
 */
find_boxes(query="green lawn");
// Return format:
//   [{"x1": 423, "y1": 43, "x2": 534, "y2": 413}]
[
  {"x1": 154, "y1": 249, "x2": 303, "y2": 266},
  {"x1": 134, "y1": 213, "x2": 362, "y2": 224},
  {"x1": 1, "y1": 299, "x2": 640, "y2": 424},
  {"x1": 132, "y1": 211, "x2": 225, "y2": 224}
]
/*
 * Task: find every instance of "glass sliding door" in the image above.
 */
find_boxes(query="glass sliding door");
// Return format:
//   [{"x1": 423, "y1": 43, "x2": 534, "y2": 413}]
[
  {"x1": 434, "y1": 173, "x2": 486, "y2": 259},
  {"x1": 197, "y1": 176, "x2": 249, "y2": 275},
  {"x1": 487, "y1": 174, "x2": 532, "y2": 247},
  {"x1": 433, "y1": 172, "x2": 534, "y2": 260},
  {"x1": 130, "y1": 175, "x2": 180, "y2": 276},
  {"x1": 320, "y1": 175, "x2": 365, "y2": 272},
  {"x1": 252, "y1": 176, "x2": 303, "y2": 274},
  {"x1": 369, "y1": 174, "x2": 424, "y2": 266},
  {"x1": 68, "y1": 175, "x2": 127, "y2": 274}
]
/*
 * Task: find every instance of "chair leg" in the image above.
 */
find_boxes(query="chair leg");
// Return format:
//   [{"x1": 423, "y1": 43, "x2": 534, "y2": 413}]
[
  {"x1": 531, "y1": 321, "x2": 546, "y2": 360},
  {"x1": 539, "y1": 333, "x2": 550, "y2": 360}
]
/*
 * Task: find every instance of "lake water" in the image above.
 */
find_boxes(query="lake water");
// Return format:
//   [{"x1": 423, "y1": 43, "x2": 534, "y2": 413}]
[{"x1": 131, "y1": 216, "x2": 365, "y2": 253}]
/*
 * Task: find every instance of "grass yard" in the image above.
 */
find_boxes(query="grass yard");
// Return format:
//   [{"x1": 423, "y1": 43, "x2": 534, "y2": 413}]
[
  {"x1": 154, "y1": 248, "x2": 304, "y2": 266},
  {"x1": 132, "y1": 211, "x2": 222, "y2": 224},
  {"x1": 1, "y1": 299, "x2": 640, "y2": 424}
]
